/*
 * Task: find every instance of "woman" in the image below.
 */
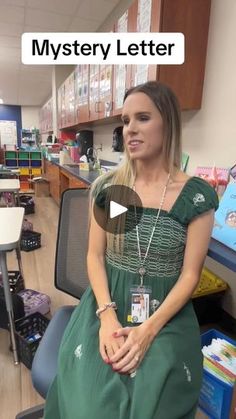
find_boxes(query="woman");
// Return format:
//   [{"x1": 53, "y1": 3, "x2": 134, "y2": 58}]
[{"x1": 45, "y1": 81, "x2": 218, "y2": 419}]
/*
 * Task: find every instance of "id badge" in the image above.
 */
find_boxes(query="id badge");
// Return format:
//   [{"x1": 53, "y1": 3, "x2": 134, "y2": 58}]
[{"x1": 127, "y1": 285, "x2": 152, "y2": 324}]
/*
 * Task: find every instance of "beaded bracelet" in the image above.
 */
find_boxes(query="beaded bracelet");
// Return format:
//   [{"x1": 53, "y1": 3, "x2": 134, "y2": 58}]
[{"x1": 96, "y1": 302, "x2": 117, "y2": 318}]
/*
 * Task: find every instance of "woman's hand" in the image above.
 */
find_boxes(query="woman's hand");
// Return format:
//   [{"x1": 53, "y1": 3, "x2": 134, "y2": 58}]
[
  {"x1": 109, "y1": 322, "x2": 155, "y2": 375},
  {"x1": 99, "y1": 312, "x2": 125, "y2": 363}
]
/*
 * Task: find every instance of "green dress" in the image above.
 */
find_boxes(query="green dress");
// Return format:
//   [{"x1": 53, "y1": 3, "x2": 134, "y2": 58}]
[{"x1": 44, "y1": 177, "x2": 218, "y2": 419}]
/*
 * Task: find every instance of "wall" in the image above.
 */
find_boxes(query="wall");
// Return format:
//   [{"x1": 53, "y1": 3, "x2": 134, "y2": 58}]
[
  {"x1": 0, "y1": 104, "x2": 22, "y2": 144},
  {"x1": 21, "y1": 106, "x2": 40, "y2": 129},
  {"x1": 181, "y1": 0, "x2": 236, "y2": 175}
]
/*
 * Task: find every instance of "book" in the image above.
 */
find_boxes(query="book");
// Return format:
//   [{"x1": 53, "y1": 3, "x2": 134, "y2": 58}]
[
  {"x1": 181, "y1": 152, "x2": 189, "y2": 172},
  {"x1": 212, "y1": 183, "x2": 236, "y2": 251},
  {"x1": 195, "y1": 166, "x2": 230, "y2": 196}
]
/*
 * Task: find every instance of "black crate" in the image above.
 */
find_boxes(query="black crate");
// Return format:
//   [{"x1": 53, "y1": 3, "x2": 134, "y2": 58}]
[
  {"x1": 20, "y1": 231, "x2": 41, "y2": 252},
  {"x1": 15, "y1": 312, "x2": 50, "y2": 369},
  {"x1": 19, "y1": 195, "x2": 35, "y2": 215},
  {"x1": 0, "y1": 271, "x2": 25, "y2": 294}
]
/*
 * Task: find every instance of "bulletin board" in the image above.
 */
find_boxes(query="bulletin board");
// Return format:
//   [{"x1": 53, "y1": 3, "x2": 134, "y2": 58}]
[{"x1": 0, "y1": 120, "x2": 17, "y2": 146}]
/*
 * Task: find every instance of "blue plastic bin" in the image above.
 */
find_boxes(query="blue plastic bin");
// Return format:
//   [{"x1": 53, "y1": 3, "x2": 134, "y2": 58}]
[{"x1": 199, "y1": 329, "x2": 236, "y2": 419}]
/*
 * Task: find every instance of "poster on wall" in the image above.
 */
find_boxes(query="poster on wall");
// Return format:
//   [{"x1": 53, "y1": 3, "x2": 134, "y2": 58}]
[{"x1": 0, "y1": 120, "x2": 17, "y2": 147}]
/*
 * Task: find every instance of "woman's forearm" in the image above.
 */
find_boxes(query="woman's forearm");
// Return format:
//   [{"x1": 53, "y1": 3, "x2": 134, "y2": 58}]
[
  {"x1": 145, "y1": 272, "x2": 200, "y2": 338},
  {"x1": 87, "y1": 252, "x2": 114, "y2": 310}
]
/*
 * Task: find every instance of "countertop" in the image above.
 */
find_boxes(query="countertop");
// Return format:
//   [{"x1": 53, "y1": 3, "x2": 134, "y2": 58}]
[{"x1": 48, "y1": 158, "x2": 117, "y2": 185}]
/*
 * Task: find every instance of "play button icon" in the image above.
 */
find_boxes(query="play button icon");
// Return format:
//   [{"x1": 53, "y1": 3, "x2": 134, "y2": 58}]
[
  {"x1": 110, "y1": 201, "x2": 128, "y2": 219},
  {"x1": 93, "y1": 184, "x2": 143, "y2": 234}
]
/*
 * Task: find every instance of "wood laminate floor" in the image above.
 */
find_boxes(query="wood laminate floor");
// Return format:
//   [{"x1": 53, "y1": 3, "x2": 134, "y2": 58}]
[{"x1": 0, "y1": 196, "x2": 209, "y2": 419}]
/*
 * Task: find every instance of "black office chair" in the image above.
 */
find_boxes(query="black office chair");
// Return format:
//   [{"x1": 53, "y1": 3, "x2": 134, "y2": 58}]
[{"x1": 16, "y1": 188, "x2": 90, "y2": 419}]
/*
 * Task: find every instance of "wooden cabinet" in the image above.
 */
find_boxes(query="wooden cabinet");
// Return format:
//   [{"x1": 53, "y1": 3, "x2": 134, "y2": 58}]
[
  {"x1": 60, "y1": 168, "x2": 88, "y2": 196},
  {"x1": 44, "y1": 159, "x2": 60, "y2": 204},
  {"x1": 89, "y1": 64, "x2": 100, "y2": 121},
  {"x1": 112, "y1": 4, "x2": 136, "y2": 116},
  {"x1": 75, "y1": 65, "x2": 89, "y2": 123},
  {"x1": 157, "y1": 0, "x2": 211, "y2": 109},
  {"x1": 65, "y1": 72, "x2": 76, "y2": 127},
  {"x1": 58, "y1": 83, "x2": 66, "y2": 129},
  {"x1": 126, "y1": 0, "x2": 211, "y2": 110},
  {"x1": 39, "y1": 97, "x2": 53, "y2": 133},
  {"x1": 98, "y1": 64, "x2": 113, "y2": 119},
  {"x1": 69, "y1": 177, "x2": 88, "y2": 189}
]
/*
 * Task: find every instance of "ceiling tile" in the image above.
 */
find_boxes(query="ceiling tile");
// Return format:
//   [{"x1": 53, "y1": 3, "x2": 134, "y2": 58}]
[
  {"x1": 69, "y1": 17, "x2": 101, "y2": 32},
  {"x1": 0, "y1": 47, "x2": 21, "y2": 62},
  {"x1": 0, "y1": 4, "x2": 25, "y2": 25},
  {"x1": 76, "y1": 0, "x2": 116, "y2": 22},
  {"x1": 20, "y1": 64, "x2": 52, "y2": 80},
  {"x1": 1, "y1": 0, "x2": 26, "y2": 6},
  {"x1": 25, "y1": 0, "x2": 81, "y2": 16},
  {"x1": 0, "y1": 22, "x2": 23, "y2": 37},
  {"x1": 0, "y1": 35, "x2": 21, "y2": 48},
  {"x1": 18, "y1": 77, "x2": 52, "y2": 105},
  {"x1": 25, "y1": 8, "x2": 72, "y2": 31}
]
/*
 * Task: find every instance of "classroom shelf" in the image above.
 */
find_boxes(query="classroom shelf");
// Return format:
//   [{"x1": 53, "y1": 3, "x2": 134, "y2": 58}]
[
  {"x1": 4, "y1": 149, "x2": 42, "y2": 192},
  {"x1": 208, "y1": 238, "x2": 236, "y2": 272}
]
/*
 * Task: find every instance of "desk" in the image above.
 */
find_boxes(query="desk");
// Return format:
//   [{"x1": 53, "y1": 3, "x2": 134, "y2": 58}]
[
  {"x1": 0, "y1": 179, "x2": 20, "y2": 206},
  {"x1": 0, "y1": 207, "x2": 24, "y2": 364}
]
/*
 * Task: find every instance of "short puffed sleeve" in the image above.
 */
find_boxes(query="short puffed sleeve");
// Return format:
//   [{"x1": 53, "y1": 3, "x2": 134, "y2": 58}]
[{"x1": 171, "y1": 176, "x2": 219, "y2": 225}]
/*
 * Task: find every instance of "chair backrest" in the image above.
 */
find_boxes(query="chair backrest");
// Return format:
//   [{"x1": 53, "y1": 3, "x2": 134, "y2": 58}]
[{"x1": 55, "y1": 188, "x2": 90, "y2": 299}]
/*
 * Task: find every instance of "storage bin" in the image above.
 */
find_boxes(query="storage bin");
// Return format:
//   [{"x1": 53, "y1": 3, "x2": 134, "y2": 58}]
[
  {"x1": 30, "y1": 160, "x2": 41, "y2": 167},
  {"x1": 20, "y1": 175, "x2": 29, "y2": 182},
  {"x1": 15, "y1": 312, "x2": 50, "y2": 369},
  {"x1": 30, "y1": 152, "x2": 41, "y2": 160},
  {"x1": 5, "y1": 159, "x2": 17, "y2": 167},
  {"x1": 199, "y1": 329, "x2": 236, "y2": 419},
  {"x1": 31, "y1": 168, "x2": 42, "y2": 176},
  {"x1": 5, "y1": 151, "x2": 17, "y2": 159},
  {"x1": 20, "y1": 231, "x2": 41, "y2": 251},
  {"x1": 20, "y1": 168, "x2": 30, "y2": 175},
  {"x1": 19, "y1": 195, "x2": 35, "y2": 214},
  {"x1": 20, "y1": 181, "x2": 30, "y2": 191},
  {"x1": 18, "y1": 160, "x2": 29, "y2": 167},
  {"x1": 0, "y1": 271, "x2": 24, "y2": 294},
  {"x1": 18, "y1": 151, "x2": 29, "y2": 159}
]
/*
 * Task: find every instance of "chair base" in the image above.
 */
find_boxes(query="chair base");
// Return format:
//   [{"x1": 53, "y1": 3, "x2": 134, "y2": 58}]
[{"x1": 15, "y1": 403, "x2": 44, "y2": 419}]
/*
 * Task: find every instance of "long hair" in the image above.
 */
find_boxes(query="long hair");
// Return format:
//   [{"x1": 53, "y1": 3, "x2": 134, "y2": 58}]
[{"x1": 90, "y1": 81, "x2": 182, "y2": 253}]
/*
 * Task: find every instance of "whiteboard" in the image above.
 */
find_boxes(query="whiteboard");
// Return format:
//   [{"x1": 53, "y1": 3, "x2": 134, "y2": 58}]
[{"x1": 0, "y1": 120, "x2": 17, "y2": 146}]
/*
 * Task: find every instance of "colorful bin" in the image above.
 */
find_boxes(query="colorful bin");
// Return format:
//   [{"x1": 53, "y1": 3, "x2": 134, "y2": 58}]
[
  {"x1": 20, "y1": 168, "x2": 30, "y2": 175},
  {"x1": 31, "y1": 168, "x2": 42, "y2": 176},
  {"x1": 199, "y1": 329, "x2": 236, "y2": 419},
  {"x1": 18, "y1": 151, "x2": 29, "y2": 159}
]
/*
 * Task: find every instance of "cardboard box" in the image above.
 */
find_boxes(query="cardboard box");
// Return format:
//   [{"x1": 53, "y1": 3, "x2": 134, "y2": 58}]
[{"x1": 34, "y1": 178, "x2": 50, "y2": 197}]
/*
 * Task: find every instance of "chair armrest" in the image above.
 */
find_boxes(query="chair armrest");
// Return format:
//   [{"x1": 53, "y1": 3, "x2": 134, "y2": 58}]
[{"x1": 31, "y1": 305, "x2": 75, "y2": 399}]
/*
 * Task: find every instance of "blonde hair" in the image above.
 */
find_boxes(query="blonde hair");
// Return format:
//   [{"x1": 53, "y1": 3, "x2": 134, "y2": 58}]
[{"x1": 90, "y1": 81, "x2": 182, "y2": 253}]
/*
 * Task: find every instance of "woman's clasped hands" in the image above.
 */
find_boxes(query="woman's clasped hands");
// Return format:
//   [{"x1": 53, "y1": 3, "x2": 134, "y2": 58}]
[{"x1": 99, "y1": 318, "x2": 155, "y2": 375}]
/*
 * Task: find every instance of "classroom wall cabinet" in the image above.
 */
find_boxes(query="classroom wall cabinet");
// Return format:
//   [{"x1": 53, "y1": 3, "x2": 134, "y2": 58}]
[
  {"x1": 45, "y1": 0, "x2": 211, "y2": 130},
  {"x1": 39, "y1": 97, "x2": 53, "y2": 133},
  {"x1": 4, "y1": 149, "x2": 42, "y2": 191},
  {"x1": 75, "y1": 65, "x2": 90, "y2": 124},
  {"x1": 121, "y1": 0, "x2": 211, "y2": 110}
]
